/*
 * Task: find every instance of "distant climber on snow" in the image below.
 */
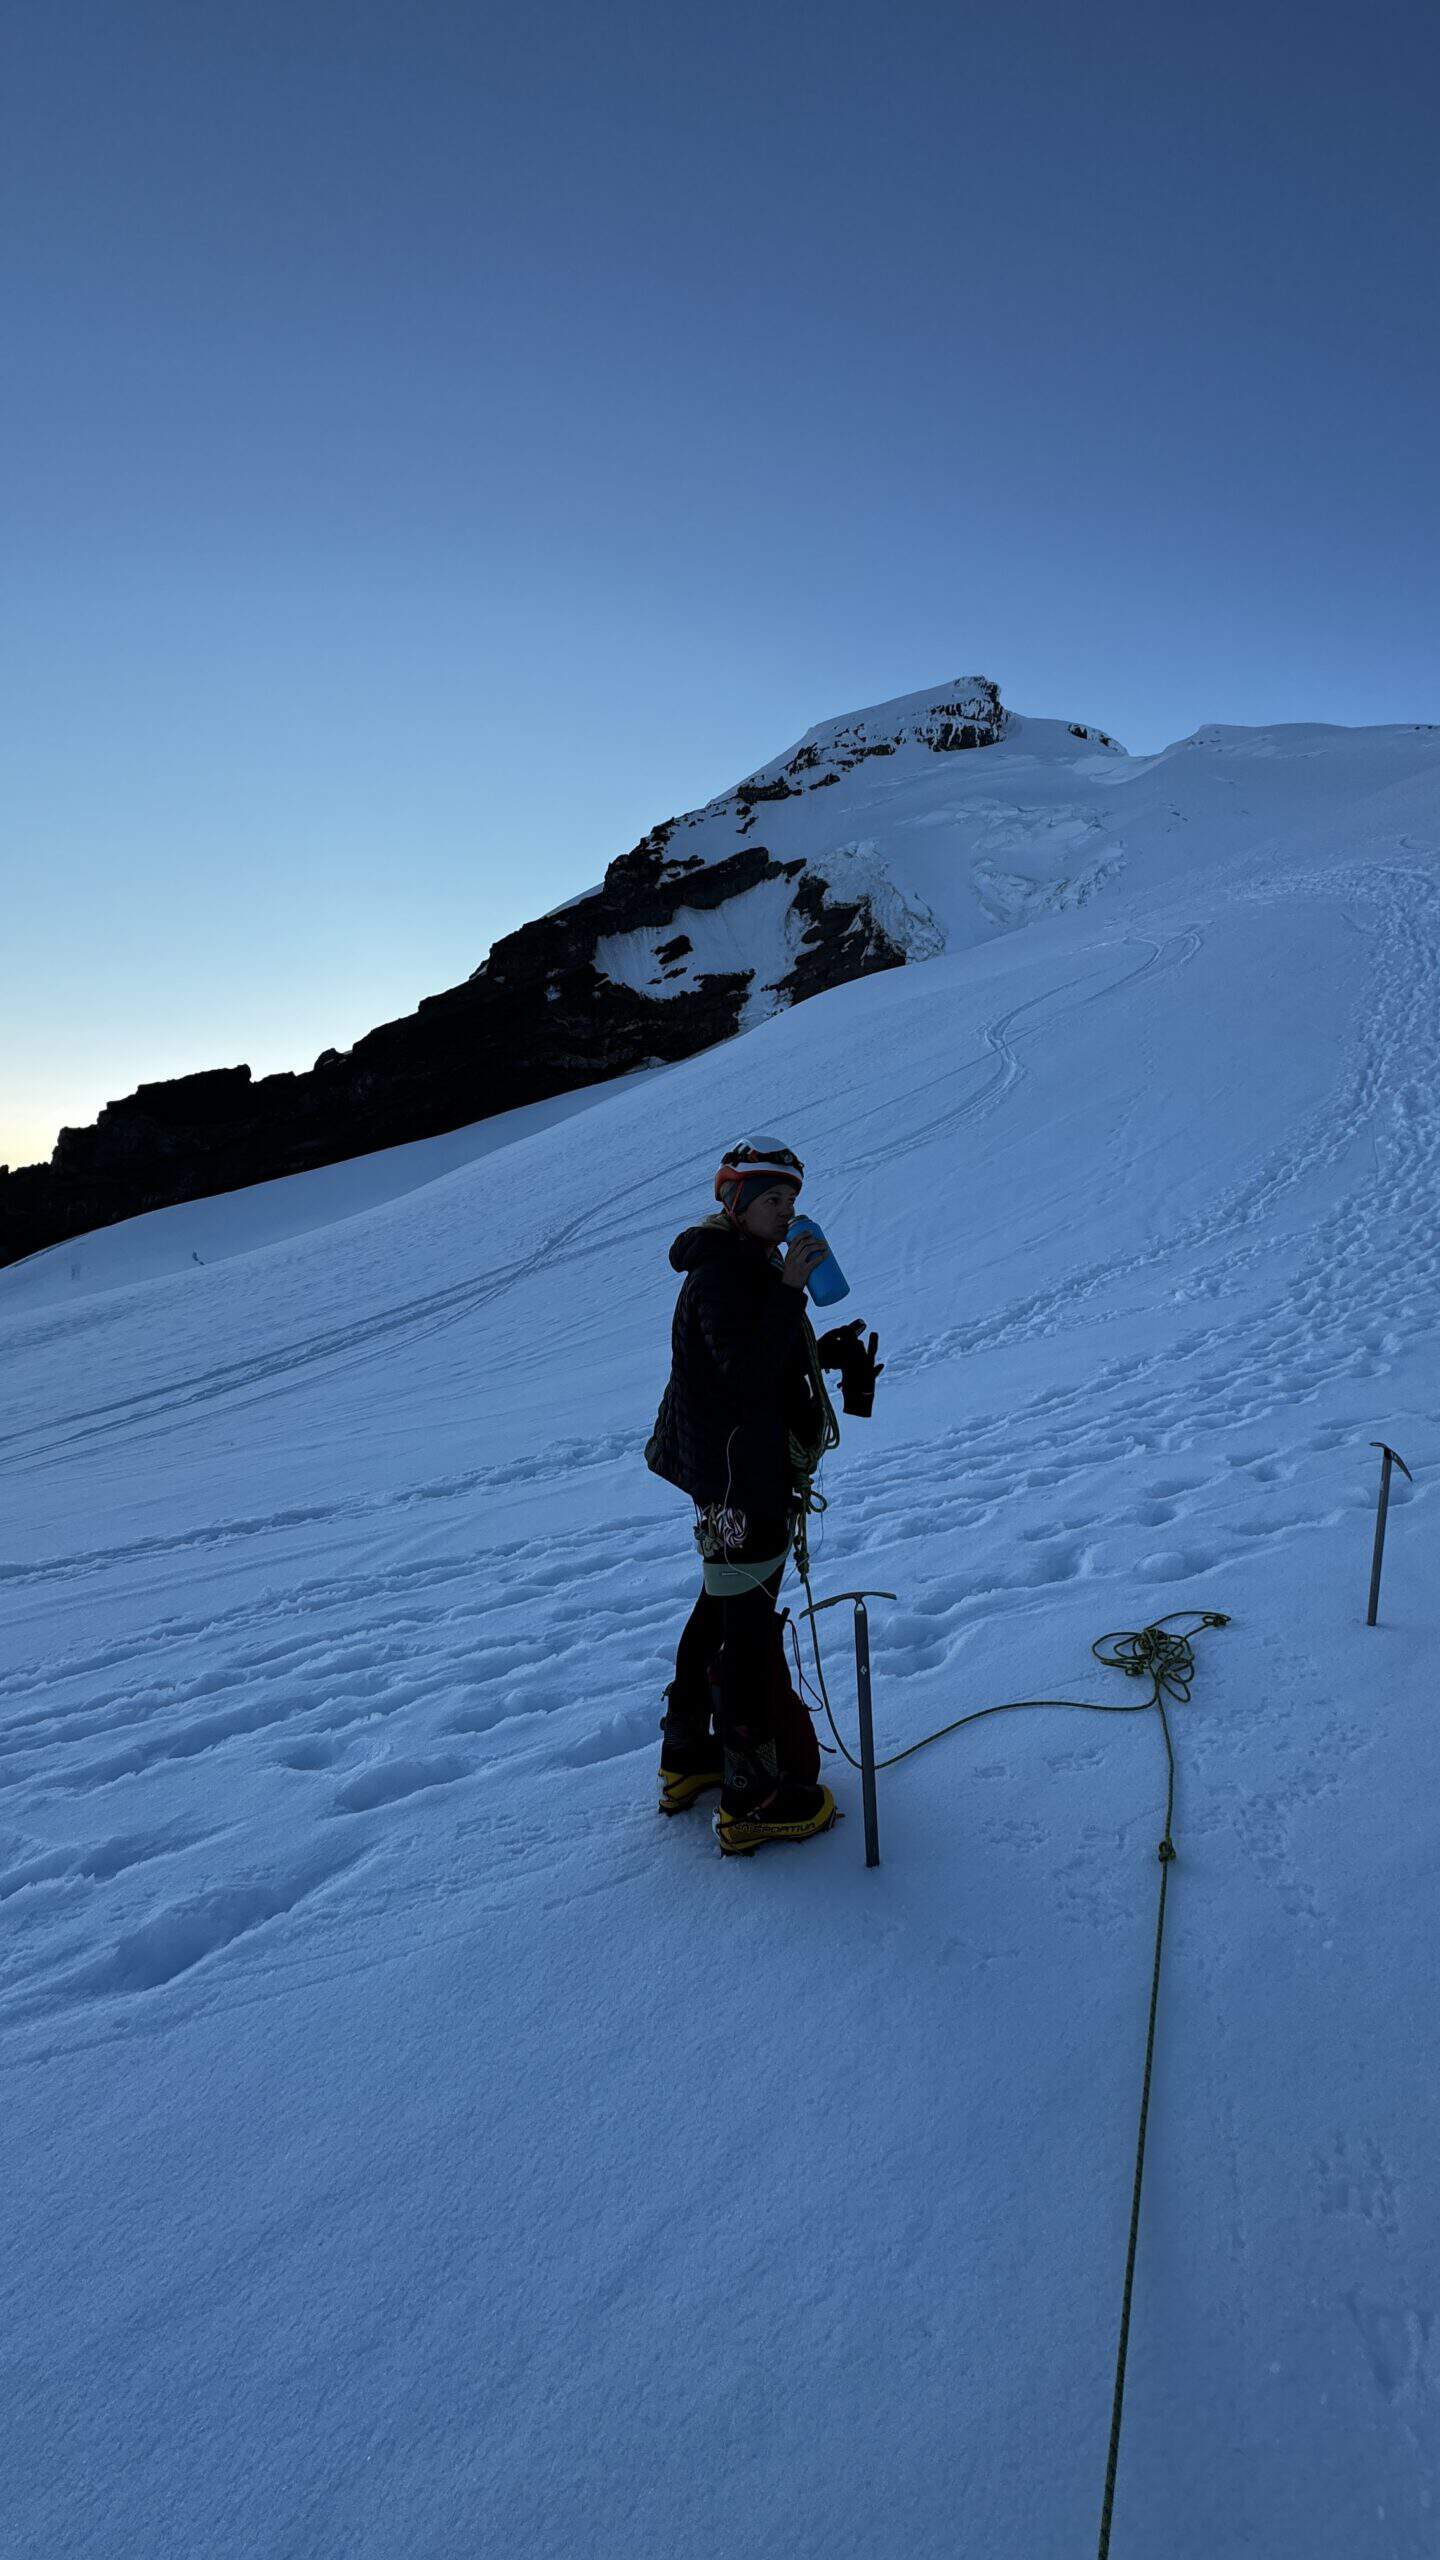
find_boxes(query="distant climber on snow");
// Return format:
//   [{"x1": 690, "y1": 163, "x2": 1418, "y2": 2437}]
[{"x1": 644, "y1": 1136, "x2": 884, "y2": 1855}]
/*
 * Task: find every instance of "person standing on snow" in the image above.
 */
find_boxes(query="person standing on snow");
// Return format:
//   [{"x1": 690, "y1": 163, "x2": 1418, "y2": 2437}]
[{"x1": 644, "y1": 1138, "x2": 884, "y2": 1855}]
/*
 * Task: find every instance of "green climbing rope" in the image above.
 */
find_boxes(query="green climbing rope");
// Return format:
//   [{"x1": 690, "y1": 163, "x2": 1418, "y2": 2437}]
[{"x1": 784, "y1": 1577, "x2": 1229, "y2": 2560}]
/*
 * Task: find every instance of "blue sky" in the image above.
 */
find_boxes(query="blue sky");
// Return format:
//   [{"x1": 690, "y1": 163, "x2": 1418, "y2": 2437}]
[{"x1": 4, "y1": 0, "x2": 1436, "y2": 1169}]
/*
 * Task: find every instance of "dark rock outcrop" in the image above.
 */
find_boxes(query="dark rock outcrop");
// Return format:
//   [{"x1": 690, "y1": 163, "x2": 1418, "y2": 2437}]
[{"x1": 0, "y1": 673, "x2": 1007, "y2": 1267}]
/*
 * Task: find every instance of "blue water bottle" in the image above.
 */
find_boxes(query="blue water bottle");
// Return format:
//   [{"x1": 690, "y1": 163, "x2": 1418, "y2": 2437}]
[{"x1": 786, "y1": 1212, "x2": 850, "y2": 1307}]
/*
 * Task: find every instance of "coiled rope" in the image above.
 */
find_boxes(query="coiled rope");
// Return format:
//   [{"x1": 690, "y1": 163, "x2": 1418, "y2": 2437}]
[{"x1": 783, "y1": 1555, "x2": 1229, "y2": 2560}]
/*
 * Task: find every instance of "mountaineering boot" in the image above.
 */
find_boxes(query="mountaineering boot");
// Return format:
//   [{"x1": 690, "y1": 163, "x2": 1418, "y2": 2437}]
[
  {"x1": 712, "y1": 1731, "x2": 837, "y2": 1855},
  {"x1": 713, "y1": 1779, "x2": 838, "y2": 1856},
  {"x1": 657, "y1": 1677, "x2": 723, "y2": 1814}
]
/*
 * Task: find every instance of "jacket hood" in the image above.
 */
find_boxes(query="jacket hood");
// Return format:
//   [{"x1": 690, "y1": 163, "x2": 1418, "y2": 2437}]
[{"x1": 669, "y1": 1214, "x2": 776, "y2": 1274}]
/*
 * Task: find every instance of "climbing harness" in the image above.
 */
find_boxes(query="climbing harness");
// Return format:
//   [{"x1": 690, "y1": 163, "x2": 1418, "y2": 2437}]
[{"x1": 691, "y1": 1326, "x2": 839, "y2": 1593}]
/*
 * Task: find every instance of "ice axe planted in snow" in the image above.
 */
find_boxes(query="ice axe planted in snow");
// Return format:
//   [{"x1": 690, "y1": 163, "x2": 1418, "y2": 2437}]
[
  {"x1": 1366, "y1": 1442, "x2": 1412, "y2": 1627},
  {"x1": 796, "y1": 1588, "x2": 897, "y2": 1868}
]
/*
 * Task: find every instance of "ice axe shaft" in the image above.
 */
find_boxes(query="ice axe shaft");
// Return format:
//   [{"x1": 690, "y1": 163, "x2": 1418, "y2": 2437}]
[
  {"x1": 798, "y1": 1588, "x2": 896, "y2": 1868},
  {"x1": 854, "y1": 1603, "x2": 881, "y2": 1869},
  {"x1": 1366, "y1": 1442, "x2": 1412, "y2": 1626}
]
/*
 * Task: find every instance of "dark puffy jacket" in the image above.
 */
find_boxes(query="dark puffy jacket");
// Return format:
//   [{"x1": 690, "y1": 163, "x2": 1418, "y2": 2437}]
[{"x1": 644, "y1": 1215, "x2": 826, "y2": 1517}]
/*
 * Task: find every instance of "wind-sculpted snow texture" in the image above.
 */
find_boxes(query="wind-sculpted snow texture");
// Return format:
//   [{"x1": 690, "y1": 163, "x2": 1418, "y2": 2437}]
[{"x1": 2, "y1": 715, "x2": 1438, "y2": 2557}]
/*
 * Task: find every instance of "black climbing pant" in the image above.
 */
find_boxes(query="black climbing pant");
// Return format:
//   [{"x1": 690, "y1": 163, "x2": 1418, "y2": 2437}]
[{"x1": 667, "y1": 1512, "x2": 819, "y2": 1783}]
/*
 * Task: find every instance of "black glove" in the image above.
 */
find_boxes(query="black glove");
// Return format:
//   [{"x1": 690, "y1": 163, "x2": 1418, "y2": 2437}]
[{"x1": 816, "y1": 1319, "x2": 884, "y2": 1418}]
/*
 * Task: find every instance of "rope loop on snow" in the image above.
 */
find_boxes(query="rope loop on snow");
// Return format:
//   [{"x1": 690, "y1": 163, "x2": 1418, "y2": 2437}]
[{"x1": 783, "y1": 1570, "x2": 1229, "y2": 2560}]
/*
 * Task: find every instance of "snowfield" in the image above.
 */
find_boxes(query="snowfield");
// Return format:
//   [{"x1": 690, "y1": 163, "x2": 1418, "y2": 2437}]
[{"x1": 3, "y1": 713, "x2": 1437, "y2": 2558}]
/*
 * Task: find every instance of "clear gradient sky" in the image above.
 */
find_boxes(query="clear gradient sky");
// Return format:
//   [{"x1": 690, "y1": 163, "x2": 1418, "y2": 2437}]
[{"x1": 4, "y1": 0, "x2": 1437, "y2": 1170}]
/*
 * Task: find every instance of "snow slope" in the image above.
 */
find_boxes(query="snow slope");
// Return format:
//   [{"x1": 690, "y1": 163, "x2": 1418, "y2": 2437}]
[{"x1": 2, "y1": 719, "x2": 1439, "y2": 2558}]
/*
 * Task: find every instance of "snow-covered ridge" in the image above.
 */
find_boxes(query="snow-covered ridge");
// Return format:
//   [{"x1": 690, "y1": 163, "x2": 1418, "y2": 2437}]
[
  {"x1": 747, "y1": 671, "x2": 1015, "y2": 785},
  {"x1": 576, "y1": 680, "x2": 1135, "y2": 1029},
  {"x1": 763, "y1": 676, "x2": 1122, "y2": 777},
  {"x1": 5, "y1": 677, "x2": 1437, "y2": 1279}
]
